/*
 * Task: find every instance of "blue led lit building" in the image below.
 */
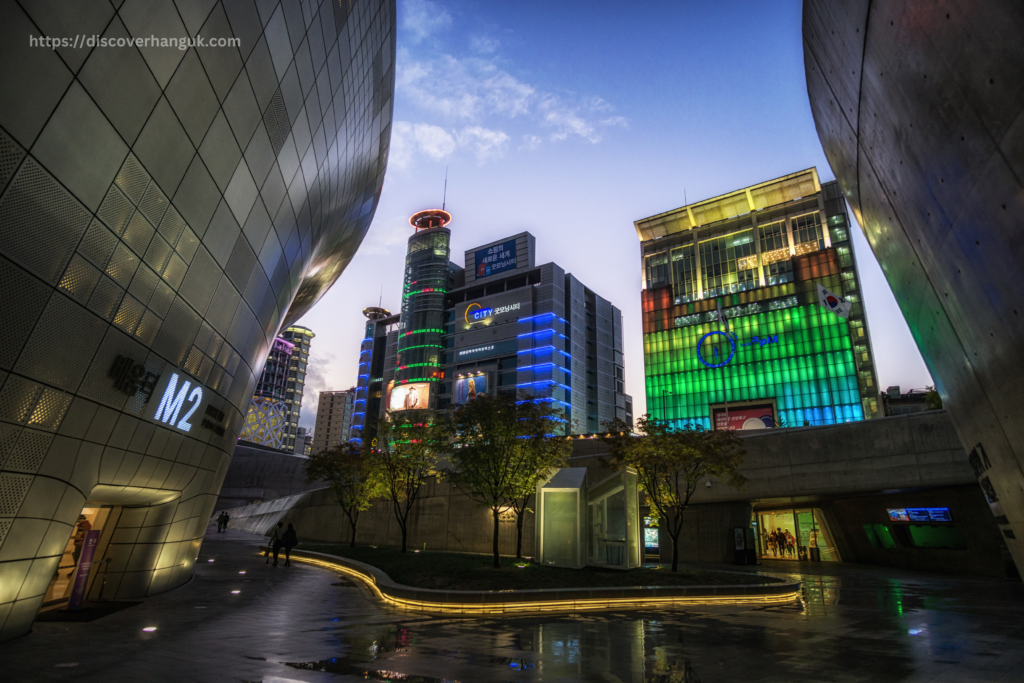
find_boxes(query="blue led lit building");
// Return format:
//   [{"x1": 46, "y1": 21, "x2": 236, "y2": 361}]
[
  {"x1": 350, "y1": 306, "x2": 399, "y2": 443},
  {"x1": 438, "y1": 232, "x2": 632, "y2": 434}
]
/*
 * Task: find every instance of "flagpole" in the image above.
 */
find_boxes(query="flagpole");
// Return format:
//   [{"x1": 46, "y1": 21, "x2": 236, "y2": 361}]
[
  {"x1": 823, "y1": 342, "x2": 837, "y2": 425},
  {"x1": 716, "y1": 298, "x2": 730, "y2": 430},
  {"x1": 816, "y1": 284, "x2": 842, "y2": 425}
]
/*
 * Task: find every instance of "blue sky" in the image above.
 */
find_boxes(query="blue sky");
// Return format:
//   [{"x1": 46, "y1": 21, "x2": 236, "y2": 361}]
[{"x1": 295, "y1": 0, "x2": 933, "y2": 431}]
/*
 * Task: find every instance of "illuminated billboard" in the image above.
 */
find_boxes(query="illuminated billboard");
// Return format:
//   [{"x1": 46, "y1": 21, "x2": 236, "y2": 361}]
[
  {"x1": 454, "y1": 374, "x2": 487, "y2": 405},
  {"x1": 646, "y1": 302, "x2": 864, "y2": 430},
  {"x1": 712, "y1": 403, "x2": 775, "y2": 431},
  {"x1": 389, "y1": 382, "x2": 431, "y2": 412},
  {"x1": 476, "y1": 239, "x2": 517, "y2": 278}
]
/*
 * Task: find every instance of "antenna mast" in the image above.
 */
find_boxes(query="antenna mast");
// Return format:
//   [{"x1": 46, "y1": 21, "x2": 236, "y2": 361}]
[{"x1": 442, "y1": 167, "x2": 448, "y2": 211}]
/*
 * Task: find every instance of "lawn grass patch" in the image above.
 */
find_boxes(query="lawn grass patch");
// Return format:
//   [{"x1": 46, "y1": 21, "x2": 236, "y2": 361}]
[{"x1": 297, "y1": 544, "x2": 781, "y2": 591}]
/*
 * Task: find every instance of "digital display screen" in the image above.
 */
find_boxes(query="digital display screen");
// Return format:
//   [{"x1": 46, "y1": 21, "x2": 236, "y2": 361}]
[
  {"x1": 713, "y1": 404, "x2": 775, "y2": 431},
  {"x1": 908, "y1": 507, "x2": 952, "y2": 523},
  {"x1": 454, "y1": 374, "x2": 487, "y2": 405},
  {"x1": 887, "y1": 507, "x2": 952, "y2": 523},
  {"x1": 389, "y1": 382, "x2": 431, "y2": 412}
]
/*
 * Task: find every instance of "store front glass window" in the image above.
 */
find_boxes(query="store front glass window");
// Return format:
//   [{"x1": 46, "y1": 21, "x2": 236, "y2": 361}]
[
  {"x1": 757, "y1": 508, "x2": 838, "y2": 562},
  {"x1": 43, "y1": 506, "x2": 111, "y2": 604}
]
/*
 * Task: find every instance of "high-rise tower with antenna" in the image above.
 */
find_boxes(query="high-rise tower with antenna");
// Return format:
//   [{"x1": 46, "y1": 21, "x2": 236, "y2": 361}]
[{"x1": 389, "y1": 209, "x2": 453, "y2": 413}]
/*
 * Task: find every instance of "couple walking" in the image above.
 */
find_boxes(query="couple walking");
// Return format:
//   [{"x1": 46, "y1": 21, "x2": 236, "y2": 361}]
[{"x1": 267, "y1": 522, "x2": 298, "y2": 567}]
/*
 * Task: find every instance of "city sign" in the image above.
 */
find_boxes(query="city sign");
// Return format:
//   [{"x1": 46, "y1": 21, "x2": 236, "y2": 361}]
[
  {"x1": 464, "y1": 301, "x2": 521, "y2": 325},
  {"x1": 475, "y1": 239, "x2": 517, "y2": 278}
]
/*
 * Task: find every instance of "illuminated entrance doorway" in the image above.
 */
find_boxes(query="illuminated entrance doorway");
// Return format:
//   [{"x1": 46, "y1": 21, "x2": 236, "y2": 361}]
[
  {"x1": 755, "y1": 508, "x2": 840, "y2": 562},
  {"x1": 43, "y1": 506, "x2": 112, "y2": 606}
]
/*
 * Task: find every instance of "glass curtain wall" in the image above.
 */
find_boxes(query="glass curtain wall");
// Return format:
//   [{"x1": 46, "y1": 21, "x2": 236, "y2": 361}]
[
  {"x1": 396, "y1": 228, "x2": 450, "y2": 393},
  {"x1": 699, "y1": 230, "x2": 758, "y2": 298}
]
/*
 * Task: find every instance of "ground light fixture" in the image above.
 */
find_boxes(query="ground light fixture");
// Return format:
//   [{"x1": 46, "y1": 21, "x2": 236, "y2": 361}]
[
  {"x1": 142, "y1": 627, "x2": 157, "y2": 632},
  {"x1": 238, "y1": 571, "x2": 246, "y2": 574},
  {"x1": 285, "y1": 553, "x2": 801, "y2": 614},
  {"x1": 231, "y1": 590, "x2": 240, "y2": 594}
]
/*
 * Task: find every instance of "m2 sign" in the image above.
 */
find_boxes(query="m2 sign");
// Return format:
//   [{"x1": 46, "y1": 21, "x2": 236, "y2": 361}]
[
  {"x1": 145, "y1": 370, "x2": 210, "y2": 434},
  {"x1": 476, "y1": 240, "x2": 517, "y2": 278}
]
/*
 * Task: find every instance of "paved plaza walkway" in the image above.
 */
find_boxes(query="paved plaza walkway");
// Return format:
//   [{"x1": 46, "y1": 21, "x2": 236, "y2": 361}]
[{"x1": 2, "y1": 524, "x2": 1023, "y2": 682}]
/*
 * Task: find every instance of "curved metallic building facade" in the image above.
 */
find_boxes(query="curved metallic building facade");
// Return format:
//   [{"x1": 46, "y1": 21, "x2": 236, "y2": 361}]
[
  {"x1": 0, "y1": 0, "x2": 395, "y2": 640},
  {"x1": 803, "y1": 1, "x2": 1024, "y2": 572}
]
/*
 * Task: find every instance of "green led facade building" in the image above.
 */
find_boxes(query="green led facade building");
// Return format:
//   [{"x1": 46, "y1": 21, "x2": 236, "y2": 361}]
[
  {"x1": 391, "y1": 209, "x2": 454, "y2": 413},
  {"x1": 636, "y1": 169, "x2": 880, "y2": 430}
]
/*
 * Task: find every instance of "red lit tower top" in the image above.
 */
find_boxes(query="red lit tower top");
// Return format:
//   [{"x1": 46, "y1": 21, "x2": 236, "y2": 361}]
[{"x1": 409, "y1": 209, "x2": 452, "y2": 231}]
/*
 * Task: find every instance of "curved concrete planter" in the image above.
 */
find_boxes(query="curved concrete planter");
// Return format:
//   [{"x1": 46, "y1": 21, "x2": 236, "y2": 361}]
[{"x1": 290, "y1": 549, "x2": 802, "y2": 615}]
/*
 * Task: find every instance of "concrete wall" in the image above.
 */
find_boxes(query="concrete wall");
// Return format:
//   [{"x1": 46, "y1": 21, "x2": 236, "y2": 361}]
[
  {"x1": 229, "y1": 477, "x2": 539, "y2": 557},
  {"x1": 226, "y1": 410, "x2": 990, "y2": 574},
  {"x1": 818, "y1": 485, "x2": 1010, "y2": 578},
  {"x1": 686, "y1": 410, "x2": 974, "y2": 505},
  {"x1": 0, "y1": 0, "x2": 396, "y2": 642},
  {"x1": 215, "y1": 441, "x2": 323, "y2": 511},
  {"x1": 803, "y1": 0, "x2": 1024, "y2": 574}
]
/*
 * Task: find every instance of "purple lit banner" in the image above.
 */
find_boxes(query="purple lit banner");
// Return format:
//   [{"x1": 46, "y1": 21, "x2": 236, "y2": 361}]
[{"x1": 67, "y1": 530, "x2": 101, "y2": 609}]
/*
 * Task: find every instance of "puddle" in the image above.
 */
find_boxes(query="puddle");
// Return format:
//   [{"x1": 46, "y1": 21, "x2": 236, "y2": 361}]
[{"x1": 285, "y1": 660, "x2": 459, "y2": 682}]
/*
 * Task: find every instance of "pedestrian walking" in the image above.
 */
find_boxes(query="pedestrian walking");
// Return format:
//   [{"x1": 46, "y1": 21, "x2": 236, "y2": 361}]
[
  {"x1": 269, "y1": 522, "x2": 283, "y2": 566},
  {"x1": 282, "y1": 523, "x2": 298, "y2": 567},
  {"x1": 216, "y1": 511, "x2": 228, "y2": 532}
]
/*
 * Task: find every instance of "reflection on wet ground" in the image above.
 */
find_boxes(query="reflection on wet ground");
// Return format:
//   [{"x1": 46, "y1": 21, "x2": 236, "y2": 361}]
[{"x1": 3, "y1": 528, "x2": 1023, "y2": 682}]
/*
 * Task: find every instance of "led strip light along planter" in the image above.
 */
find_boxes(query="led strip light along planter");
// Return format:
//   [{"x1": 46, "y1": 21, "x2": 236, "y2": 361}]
[{"x1": 285, "y1": 550, "x2": 802, "y2": 615}]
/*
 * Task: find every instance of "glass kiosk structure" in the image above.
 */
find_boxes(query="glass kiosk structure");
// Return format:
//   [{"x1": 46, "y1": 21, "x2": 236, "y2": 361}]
[{"x1": 536, "y1": 468, "x2": 641, "y2": 570}]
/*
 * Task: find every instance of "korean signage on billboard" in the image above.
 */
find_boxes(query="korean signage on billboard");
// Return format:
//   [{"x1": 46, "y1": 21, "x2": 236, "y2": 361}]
[
  {"x1": 475, "y1": 239, "x2": 517, "y2": 278},
  {"x1": 712, "y1": 403, "x2": 776, "y2": 431},
  {"x1": 389, "y1": 382, "x2": 431, "y2": 411}
]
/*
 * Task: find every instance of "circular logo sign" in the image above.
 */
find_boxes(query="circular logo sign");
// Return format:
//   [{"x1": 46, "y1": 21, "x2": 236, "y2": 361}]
[{"x1": 697, "y1": 331, "x2": 736, "y2": 368}]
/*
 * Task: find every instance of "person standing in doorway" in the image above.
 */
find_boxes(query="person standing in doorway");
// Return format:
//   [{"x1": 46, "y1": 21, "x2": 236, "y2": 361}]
[
  {"x1": 72, "y1": 515, "x2": 92, "y2": 565},
  {"x1": 269, "y1": 522, "x2": 283, "y2": 567},
  {"x1": 282, "y1": 523, "x2": 298, "y2": 567}
]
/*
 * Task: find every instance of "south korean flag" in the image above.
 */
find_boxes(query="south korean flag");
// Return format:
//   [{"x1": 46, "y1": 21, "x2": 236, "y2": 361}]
[{"x1": 816, "y1": 283, "x2": 850, "y2": 319}]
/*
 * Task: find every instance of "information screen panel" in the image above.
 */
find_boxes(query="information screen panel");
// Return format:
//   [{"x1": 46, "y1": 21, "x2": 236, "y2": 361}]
[{"x1": 887, "y1": 507, "x2": 952, "y2": 523}]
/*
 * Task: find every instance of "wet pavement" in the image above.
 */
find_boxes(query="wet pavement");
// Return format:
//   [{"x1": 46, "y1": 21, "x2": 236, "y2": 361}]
[{"x1": 3, "y1": 525, "x2": 1023, "y2": 682}]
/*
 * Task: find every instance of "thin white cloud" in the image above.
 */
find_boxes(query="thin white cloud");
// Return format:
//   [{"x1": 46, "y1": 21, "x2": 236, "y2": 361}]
[
  {"x1": 299, "y1": 351, "x2": 338, "y2": 432},
  {"x1": 397, "y1": 47, "x2": 627, "y2": 147},
  {"x1": 520, "y1": 134, "x2": 542, "y2": 151},
  {"x1": 536, "y1": 95, "x2": 630, "y2": 143},
  {"x1": 391, "y1": 121, "x2": 509, "y2": 167},
  {"x1": 397, "y1": 50, "x2": 535, "y2": 122},
  {"x1": 470, "y1": 35, "x2": 499, "y2": 54},
  {"x1": 390, "y1": 122, "x2": 456, "y2": 170},
  {"x1": 402, "y1": 0, "x2": 452, "y2": 43},
  {"x1": 456, "y1": 126, "x2": 510, "y2": 162}
]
